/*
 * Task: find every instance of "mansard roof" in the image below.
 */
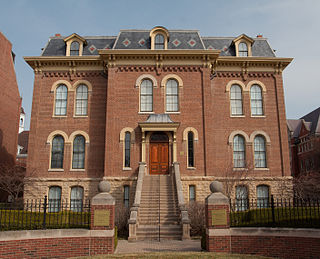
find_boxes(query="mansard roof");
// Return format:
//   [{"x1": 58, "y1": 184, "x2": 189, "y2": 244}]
[
  {"x1": 41, "y1": 28, "x2": 276, "y2": 57},
  {"x1": 300, "y1": 107, "x2": 320, "y2": 134}
]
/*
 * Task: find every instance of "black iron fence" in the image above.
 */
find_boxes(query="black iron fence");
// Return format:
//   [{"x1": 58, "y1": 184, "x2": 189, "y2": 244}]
[
  {"x1": 230, "y1": 195, "x2": 320, "y2": 228},
  {"x1": 0, "y1": 196, "x2": 91, "y2": 231}
]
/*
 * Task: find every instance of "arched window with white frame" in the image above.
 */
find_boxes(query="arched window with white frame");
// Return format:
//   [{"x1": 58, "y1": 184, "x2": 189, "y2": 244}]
[
  {"x1": 51, "y1": 135, "x2": 64, "y2": 169},
  {"x1": 166, "y1": 79, "x2": 179, "y2": 112},
  {"x1": 257, "y1": 185, "x2": 269, "y2": 208},
  {"x1": 155, "y1": 34, "x2": 165, "y2": 49},
  {"x1": 238, "y1": 42, "x2": 248, "y2": 57},
  {"x1": 233, "y1": 135, "x2": 245, "y2": 168},
  {"x1": 230, "y1": 85, "x2": 243, "y2": 115},
  {"x1": 124, "y1": 132, "x2": 131, "y2": 168},
  {"x1": 188, "y1": 131, "x2": 194, "y2": 167},
  {"x1": 72, "y1": 135, "x2": 85, "y2": 169},
  {"x1": 75, "y1": 84, "x2": 88, "y2": 116},
  {"x1": 140, "y1": 79, "x2": 153, "y2": 112},
  {"x1": 254, "y1": 135, "x2": 267, "y2": 168},
  {"x1": 250, "y1": 85, "x2": 263, "y2": 115},
  {"x1": 70, "y1": 41, "x2": 80, "y2": 56},
  {"x1": 70, "y1": 186, "x2": 84, "y2": 212},
  {"x1": 236, "y1": 185, "x2": 248, "y2": 211},
  {"x1": 55, "y1": 85, "x2": 68, "y2": 116},
  {"x1": 48, "y1": 186, "x2": 62, "y2": 212}
]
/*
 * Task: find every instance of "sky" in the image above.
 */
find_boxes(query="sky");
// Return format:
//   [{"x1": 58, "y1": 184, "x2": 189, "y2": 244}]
[{"x1": 1, "y1": 0, "x2": 319, "y2": 129}]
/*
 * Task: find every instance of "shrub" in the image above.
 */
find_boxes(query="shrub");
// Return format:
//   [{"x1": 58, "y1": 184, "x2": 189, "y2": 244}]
[
  {"x1": 187, "y1": 201, "x2": 205, "y2": 236},
  {"x1": 115, "y1": 204, "x2": 130, "y2": 238}
]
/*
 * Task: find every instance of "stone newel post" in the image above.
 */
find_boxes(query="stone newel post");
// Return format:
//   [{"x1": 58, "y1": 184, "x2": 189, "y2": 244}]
[
  {"x1": 205, "y1": 181, "x2": 231, "y2": 253},
  {"x1": 91, "y1": 181, "x2": 115, "y2": 254}
]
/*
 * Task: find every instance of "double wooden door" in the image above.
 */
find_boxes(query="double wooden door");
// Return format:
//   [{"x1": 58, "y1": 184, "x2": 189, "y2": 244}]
[{"x1": 149, "y1": 142, "x2": 169, "y2": 175}]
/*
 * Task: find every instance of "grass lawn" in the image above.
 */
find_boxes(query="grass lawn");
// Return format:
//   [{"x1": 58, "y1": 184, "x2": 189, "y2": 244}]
[{"x1": 75, "y1": 252, "x2": 272, "y2": 259}]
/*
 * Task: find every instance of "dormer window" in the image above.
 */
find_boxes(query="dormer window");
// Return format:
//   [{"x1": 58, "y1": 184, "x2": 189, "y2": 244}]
[
  {"x1": 155, "y1": 34, "x2": 165, "y2": 49},
  {"x1": 150, "y1": 26, "x2": 169, "y2": 50},
  {"x1": 70, "y1": 41, "x2": 80, "y2": 56},
  {"x1": 233, "y1": 34, "x2": 254, "y2": 57},
  {"x1": 64, "y1": 33, "x2": 86, "y2": 56},
  {"x1": 238, "y1": 42, "x2": 248, "y2": 57}
]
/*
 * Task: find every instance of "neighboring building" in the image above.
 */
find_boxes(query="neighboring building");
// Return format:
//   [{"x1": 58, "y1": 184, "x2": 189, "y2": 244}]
[
  {"x1": 0, "y1": 32, "x2": 21, "y2": 165},
  {"x1": 287, "y1": 107, "x2": 320, "y2": 177},
  {"x1": 19, "y1": 107, "x2": 25, "y2": 133},
  {"x1": 24, "y1": 27, "x2": 293, "y2": 210},
  {"x1": 17, "y1": 130, "x2": 29, "y2": 167}
]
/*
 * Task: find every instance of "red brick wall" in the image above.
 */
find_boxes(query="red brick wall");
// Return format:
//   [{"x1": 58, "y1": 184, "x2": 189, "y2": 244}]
[
  {"x1": 0, "y1": 32, "x2": 20, "y2": 165},
  {"x1": 0, "y1": 236, "x2": 113, "y2": 258}
]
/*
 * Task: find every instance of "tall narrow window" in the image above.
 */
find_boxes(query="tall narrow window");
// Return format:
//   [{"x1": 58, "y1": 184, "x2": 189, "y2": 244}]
[
  {"x1": 124, "y1": 185, "x2": 130, "y2": 208},
  {"x1": 72, "y1": 135, "x2": 85, "y2": 169},
  {"x1": 189, "y1": 185, "x2": 195, "y2": 202},
  {"x1": 70, "y1": 186, "x2": 84, "y2": 212},
  {"x1": 188, "y1": 131, "x2": 194, "y2": 167},
  {"x1": 257, "y1": 185, "x2": 269, "y2": 208},
  {"x1": 238, "y1": 42, "x2": 248, "y2": 57},
  {"x1": 166, "y1": 79, "x2": 179, "y2": 112},
  {"x1": 250, "y1": 85, "x2": 263, "y2": 115},
  {"x1": 70, "y1": 41, "x2": 80, "y2": 56},
  {"x1": 75, "y1": 84, "x2": 88, "y2": 116},
  {"x1": 140, "y1": 79, "x2": 153, "y2": 112},
  {"x1": 48, "y1": 186, "x2": 62, "y2": 212},
  {"x1": 124, "y1": 132, "x2": 131, "y2": 168},
  {"x1": 233, "y1": 135, "x2": 245, "y2": 168},
  {"x1": 230, "y1": 85, "x2": 243, "y2": 115},
  {"x1": 155, "y1": 34, "x2": 165, "y2": 49},
  {"x1": 236, "y1": 185, "x2": 248, "y2": 211},
  {"x1": 51, "y1": 135, "x2": 64, "y2": 169},
  {"x1": 55, "y1": 85, "x2": 68, "y2": 116},
  {"x1": 254, "y1": 136, "x2": 267, "y2": 168}
]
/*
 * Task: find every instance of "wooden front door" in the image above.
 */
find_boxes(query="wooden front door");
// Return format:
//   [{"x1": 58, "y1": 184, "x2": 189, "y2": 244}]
[{"x1": 149, "y1": 132, "x2": 169, "y2": 175}]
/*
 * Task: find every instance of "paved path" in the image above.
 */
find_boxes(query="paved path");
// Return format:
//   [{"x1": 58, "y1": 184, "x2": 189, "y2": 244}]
[{"x1": 116, "y1": 239, "x2": 201, "y2": 254}]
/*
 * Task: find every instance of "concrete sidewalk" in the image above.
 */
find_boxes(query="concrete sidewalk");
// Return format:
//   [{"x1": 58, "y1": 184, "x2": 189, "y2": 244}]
[{"x1": 116, "y1": 239, "x2": 201, "y2": 254}]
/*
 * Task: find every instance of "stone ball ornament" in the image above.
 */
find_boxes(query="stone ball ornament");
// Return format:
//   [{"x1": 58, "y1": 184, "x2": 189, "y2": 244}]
[
  {"x1": 210, "y1": 181, "x2": 223, "y2": 193},
  {"x1": 98, "y1": 180, "x2": 111, "y2": 193}
]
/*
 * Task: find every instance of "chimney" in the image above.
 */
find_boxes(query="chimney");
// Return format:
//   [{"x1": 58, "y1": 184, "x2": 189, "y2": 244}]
[
  {"x1": 257, "y1": 34, "x2": 263, "y2": 38},
  {"x1": 55, "y1": 33, "x2": 61, "y2": 37}
]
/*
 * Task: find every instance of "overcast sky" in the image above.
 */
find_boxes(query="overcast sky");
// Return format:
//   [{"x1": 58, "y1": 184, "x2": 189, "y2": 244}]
[{"x1": 1, "y1": 0, "x2": 319, "y2": 129}]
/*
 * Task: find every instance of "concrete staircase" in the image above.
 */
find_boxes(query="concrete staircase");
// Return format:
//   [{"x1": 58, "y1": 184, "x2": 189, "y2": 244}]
[{"x1": 136, "y1": 175, "x2": 182, "y2": 240}]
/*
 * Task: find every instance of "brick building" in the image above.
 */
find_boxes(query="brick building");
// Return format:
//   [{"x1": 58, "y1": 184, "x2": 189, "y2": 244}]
[
  {"x1": 0, "y1": 32, "x2": 21, "y2": 166},
  {"x1": 287, "y1": 107, "x2": 320, "y2": 177},
  {"x1": 24, "y1": 27, "x2": 293, "y2": 212}
]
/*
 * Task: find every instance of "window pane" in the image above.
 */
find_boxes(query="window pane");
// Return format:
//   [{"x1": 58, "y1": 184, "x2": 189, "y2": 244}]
[
  {"x1": 140, "y1": 80, "x2": 153, "y2": 112},
  {"x1": 236, "y1": 186, "x2": 248, "y2": 211},
  {"x1": 166, "y1": 79, "x2": 179, "y2": 112},
  {"x1": 48, "y1": 186, "x2": 61, "y2": 212},
  {"x1": 238, "y1": 42, "x2": 248, "y2": 57},
  {"x1": 189, "y1": 185, "x2": 195, "y2": 201},
  {"x1": 257, "y1": 185, "x2": 269, "y2": 208},
  {"x1": 72, "y1": 135, "x2": 85, "y2": 169},
  {"x1": 51, "y1": 135, "x2": 64, "y2": 168},
  {"x1": 125, "y1": 132, "x2": 131, "y2": 167},
  {"x1": 250, "y1": 85, "x2": 263, "y2": 115},
  {"x1": 70, "y1": 186, "x2": 84, "y2": 212},
  {"x1": 124, "y1": 185, "x2": 130, "y2": 208},
  {"x1": 233, "y1": 135, "x2": 245, "y2": 168},
  {"x1": 155, "y1": 34, "x2": 164, "y2": 49},
  {"x1": 254, "y1": 136, "x2": 266, "y2": 168},
  {"x1": 76, "y1": 85, "x2": 88, "y2": 116},
  {"x1": 55, "y1": 85, "x2": 68, "y2": 116},
  {"x1": 70, "y1": 41, "x2": 80, "y2": 56},
  {"x1": 188, "y1": 131, "x2": 194, "y2": 167},
  {"x1": 230, "y1": 85, "x2": 243, "y2": 115}
]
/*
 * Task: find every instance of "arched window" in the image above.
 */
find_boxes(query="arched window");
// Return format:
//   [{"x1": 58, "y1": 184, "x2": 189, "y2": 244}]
[
  {"x1": 72, "y1": 135, "x2": 85, "y2": 169},
  {"x1": 257, "y1": 185, "x2": 269, "y2": 208},
  {"x1": 254, "y1": 135, "x2": 267, "y2": 168},
  {"x1": 124, "y1": 132, "x2": 131, "y2": 168},
  {"x1": 230, "y1": 85, "x2": 243, "y2": 115},
  {"x1": 188, "y1": 131, "x2": 194, "y2": 167},
  {"x1": 75, "y1": 84, "x2": 88, "y2": 116},
  {"x1": 48, "y1": 186, "x2": 62, "y2": 212},
  {"x1": 238, "y1": 42, "x2": 248, "y2": 57},
  {"x1": 70, "y1": 41, "x2": 80, "y2": 56},
  {"x1": 70, "y1": 186, "x2": 84, "y2": 212},
  {"x1": 155, "y1": 34, "x2": 165, "y2": 49},
  {"x1": 250, "y1": 85, "x2": 263, "y2": 115},
  {"x1": 51, "y1": 135, "x2": 64, "y2": 169},
  {"x1": 236, "y1": 185, "x2": 248, "y2": 211},
  {"x1": 233, "y1": 135, "x2": 245, "y2": 168},
  {"x1": 55, "y1": 85, "x2": 68, "y2": 116},
  {"x1": 140, "y1": 79, "x2": 153, "y2": 112},
  {"x1": 166, "y1": 79, "x2": 179, "y2": 112}
]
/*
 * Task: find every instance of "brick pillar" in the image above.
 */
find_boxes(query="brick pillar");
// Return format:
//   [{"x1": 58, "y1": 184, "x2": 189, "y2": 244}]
[
  {"x1": 90, "y1": 181, "x2": 115, "y2": 254},
  {"x1": 205, "y1": 181, "x2": 231, "y2": 253}
]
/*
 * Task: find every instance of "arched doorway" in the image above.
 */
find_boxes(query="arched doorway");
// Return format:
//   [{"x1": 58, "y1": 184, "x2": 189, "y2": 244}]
[{"x1": 149, "y1": 132, "x2": 169, "y2": 175}]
